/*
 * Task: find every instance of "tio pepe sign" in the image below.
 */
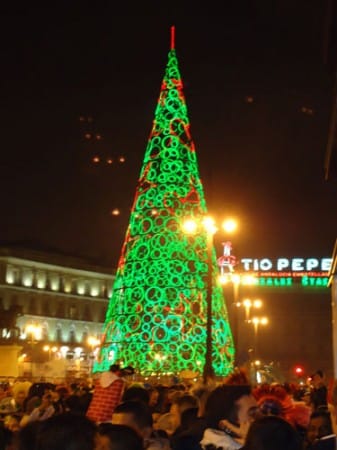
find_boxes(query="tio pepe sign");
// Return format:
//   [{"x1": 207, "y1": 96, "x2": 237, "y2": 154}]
[{"x1": 240, "y1": 257, "x2": 332, "y2": 272}]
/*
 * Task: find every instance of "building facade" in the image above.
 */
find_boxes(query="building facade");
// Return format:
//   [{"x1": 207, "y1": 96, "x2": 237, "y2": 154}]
[{"x1": 0, "y1": 245, "x2": 114, "y2": 379}]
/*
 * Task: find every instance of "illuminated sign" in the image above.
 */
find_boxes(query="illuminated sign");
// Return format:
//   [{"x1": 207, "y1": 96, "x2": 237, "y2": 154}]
[
  {"x1": 240, "y1": 258, "x2": 332, "y2": 272},
  {"x1": 236, "y1": 257, "x2": 332, "y2": 289}
]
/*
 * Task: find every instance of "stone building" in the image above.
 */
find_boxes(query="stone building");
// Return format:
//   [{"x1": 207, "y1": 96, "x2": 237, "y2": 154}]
[{"x1": 0, "y1": 244, "x2": 114, "y2": 379}]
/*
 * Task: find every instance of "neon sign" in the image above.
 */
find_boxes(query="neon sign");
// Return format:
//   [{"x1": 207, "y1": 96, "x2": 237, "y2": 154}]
[
  {"x1": 240, "y1": 258, "x2": 332, "y2": 272},
  {"x1": 237, "y1": 257, "x2": 332, "y2": 289}
]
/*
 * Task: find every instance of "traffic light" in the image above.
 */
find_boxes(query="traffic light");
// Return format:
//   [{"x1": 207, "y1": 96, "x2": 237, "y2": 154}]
[{"x1": 294, "y1": 366, "x2": 304, "y2": 377}]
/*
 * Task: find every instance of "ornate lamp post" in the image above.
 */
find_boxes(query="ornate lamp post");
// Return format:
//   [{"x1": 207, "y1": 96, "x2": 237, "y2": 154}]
[
  {"x1": 182, "y1": 216, "x2": 237, "y2": 383},
  {"x1": 251, "y1": 316, "x2": 269, "y2": 357}
]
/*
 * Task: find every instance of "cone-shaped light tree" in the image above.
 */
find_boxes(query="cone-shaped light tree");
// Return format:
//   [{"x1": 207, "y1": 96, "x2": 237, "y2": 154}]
[{"x1": 95, "y1": 27, "x2": 234, "y2": 378}]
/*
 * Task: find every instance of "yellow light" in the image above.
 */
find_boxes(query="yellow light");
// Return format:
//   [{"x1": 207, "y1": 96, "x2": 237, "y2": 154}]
[
  {"x1": 253, "y1": 299, "x2": 262, "y2": 308},
  {"x1": 202, "y1": 216, "x2": 217, "y2": 234},
  {"x1": 252, "y1": 317, "x2": 268, "y2": 326},
  {"x1": 222, "y1": 218, "x2": 238, "y2": 234},
  {"x1": 243, "y1": 299, "x2": 252, "y2": 308},
  {"x1": 182, "y1": 219, "x2": 197, "y2": 234},
  {"x1": 241, "y1": 274, "x2": 257, "y2": 285},
  {"x1": 219, "y1": 274, "x2": 231, "y2": 284},
  {"x1": 26, "y1": 324, "x2": 42, "y2": 340},
  {"x1": 231, "y1": 274, "x2": 241, "y2": 285},
  {"x1": 87, "y1": 336, "x2": 100, "y2": 348}
]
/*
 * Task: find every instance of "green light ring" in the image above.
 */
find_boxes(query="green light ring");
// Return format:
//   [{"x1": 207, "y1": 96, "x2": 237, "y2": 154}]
[
  {"x1": 153, "y1": 327, "x2": 167, "y2": 341},
  {"x1": 139, "y1": 333, "x2": 150, "y2": 342},
  {"x1": 135, "y1": 245, "x2": 150, "y2": 260},
  {"x1": 141, "y1": 219, "x2": 153, "y2": 233},
  {"x1": 156, "y1": 278, "x2": 166, "y2": 287},
  {"x1": 162, "y1": 149, "x2": 180, "y2": 160},
  {"x1": 157, "y1": 173, "x2": 169, "y2": 184},
  {"x1": 164, "y1": 287, "x2": 178, "y2": 298},
  {"x1": 141, "y1": 323, "x2": 151, "y2": 332},
  {"x1": 143, "y1": 313, "x2": 152, "y2": 323},
  {"x1": 126, "y1": 316, "x2": 141, "y2": 332},
  {"x1": 145, "y1": 275, "x2": 156, "y2": 285},
  {"x1": 145, "y1": 287, "x2": 162, "y2": 301},
  {"x1": 149, "y1": 249, "x2": 161, "y2": 259},
  {"x1": 161, "y1": 160, "x2": 180, "y2": 172}
]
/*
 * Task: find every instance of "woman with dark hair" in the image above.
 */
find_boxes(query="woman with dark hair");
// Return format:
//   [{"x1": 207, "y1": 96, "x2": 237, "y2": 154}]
[{"x1": 242, "y1": 415, "x2": 302, "y2": 450}]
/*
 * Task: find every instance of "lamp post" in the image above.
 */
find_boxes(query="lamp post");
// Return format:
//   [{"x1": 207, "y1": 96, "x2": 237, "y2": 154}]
[
  {"x1": 251, "y1": 316, "x2": 268, "y2": 358},
  {"x1": 43, "y1": 345, "x2": 58, "y2": 361},
  {"x1": 204, "y1": 221, "x2": 215, "y2": 382},
  {"x1": 182, "y1": 216, "x2": 237, "y2": 383},
  {"x1": 242, "y1": 298, "x2": 262, "y2": 322},
  {"x1": 87, "y1": 336, "x2": 100, "y2": 374}
]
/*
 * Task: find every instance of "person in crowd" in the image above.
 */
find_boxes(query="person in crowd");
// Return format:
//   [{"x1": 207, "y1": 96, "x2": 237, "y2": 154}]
[
  {"x1": 241, "y1": 415, "x2": 302, "y2": 450},
  {"x1": 112, "y1": 400, "x2": 171, "y2": 450},
  {"x1": 122, "y1": 385, "x2": 150, "y2": 405},
  {"x1": 86, "y1": 364, "x2": 125, "y2": 423},
  {"x1": 200, "y1": 383, "x2": 257, "y2": 450},
  {"x1": 310, "y1": 371, "x2": 328, "y2": 412},
  {"x1": 65, "y1": 383, "x2": 92, "y2": 415},
  {"x1": 51, "y1": 385, "x2": 69, "y2": 415},
  {"x1": 0, "y1": 382, "x2": 31, "y2": 417},
  {"x1": 148, "y1": 386, "x2": 160, "y2": 410},
  {"x1": 96, "y1": 423, "x2": 144, "y2": 450},
  {"x1": 27, "y1": 393, "x2": 55, "y2": 422},
  {"x1": 169, "y1": 394, "x2": 200, "y2": 443},
  {"x1": 15, "y1": 420, "x2": 41, "y2": 450},
  {"x1": 253, "y1": 382, "x2": 311, "y2": 439},
  {"x1": 170, "y1": 407, "x2": 202, "y2": 450},
  {"x1": 304, "y1": 410, "x2": 336, "y2": 450},
  {"x1": 19, "y1": 396, "x2": 41, "y2": 428},
  {"x1": 34, "y1": 413, "x2": 97, "y2": 450}
]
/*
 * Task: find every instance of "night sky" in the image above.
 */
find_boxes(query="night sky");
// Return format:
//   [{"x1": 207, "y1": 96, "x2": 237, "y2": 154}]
[{"x1": 1, "y1": 3, "x2": 337, "y2": 269}]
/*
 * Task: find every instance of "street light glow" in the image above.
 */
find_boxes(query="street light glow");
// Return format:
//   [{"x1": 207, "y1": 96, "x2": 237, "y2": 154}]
[
  {"x1": 252, "y1": 316, "x2": 269, "y2": 325},
  {"x1": 222, "y1": 218, "x2": 238, "y2": 234},
  {"x1": 182, "y1": 219, "x2": 198, "y2": 234},
  {"x1": 202, "y1": 216, "x2": 217, "y2": 235}
]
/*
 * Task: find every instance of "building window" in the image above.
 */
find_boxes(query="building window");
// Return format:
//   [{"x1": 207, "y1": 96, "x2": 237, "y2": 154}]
[
  {"x1": 77, "y1": 280, "x2": 87, "y2": 295},
  {"x1": 69, "y1": 305, "x2": 77, "y2": 319},
  {"x1": 56, "y1": 301, "x2": 65, "y2": 317},
  {"x1": 49, "y1": 273, "x2": 60, "y2": 291},
  {"x1": 82, "y1": 304, "x2": 92, "y2": 321},
  {"x1": 36, "y1": 271, "x2": 47, "y2": 289},
  {"x1": 69, "y1": 325, "x2": 76, "y2": 344},
  {"x1": 62, "y1": 276, "x2": 72, "y2": 293},
  {"x1": 22, "y1": 268, "x2": 33, "y2": 287},
  {"x1": 56, "y1": 324, "x2": 62, "y2": 342},
  {"x1": 6, "y1": 266, "x2": 19, "y2": 284},
  {"x1": 82, "y1": 330, "x2": 89, "y2": 345}
]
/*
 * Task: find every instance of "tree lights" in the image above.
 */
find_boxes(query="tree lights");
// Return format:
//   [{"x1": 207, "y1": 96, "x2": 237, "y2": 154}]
[{"x1": 95, "y1": 28, "x2": 234, "y2": 378}]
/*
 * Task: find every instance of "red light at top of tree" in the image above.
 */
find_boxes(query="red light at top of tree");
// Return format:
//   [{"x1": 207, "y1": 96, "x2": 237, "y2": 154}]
[{"x1": 294, "y1": 366, "x2": 304, "y2": 375}]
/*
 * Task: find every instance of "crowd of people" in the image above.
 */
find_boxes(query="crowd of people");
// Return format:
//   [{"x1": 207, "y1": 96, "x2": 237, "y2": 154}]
[{"x1": 0, "y1": 366, "x2": 336, "y2": 450}]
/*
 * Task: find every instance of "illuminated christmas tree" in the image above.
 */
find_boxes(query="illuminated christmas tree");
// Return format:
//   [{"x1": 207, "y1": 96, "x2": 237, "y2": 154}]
[{"x1": 95, "y1": 27, "x2": 234, "y2": 377}]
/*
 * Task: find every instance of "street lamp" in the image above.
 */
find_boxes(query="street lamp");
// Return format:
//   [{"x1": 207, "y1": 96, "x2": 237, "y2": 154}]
[
  {"x1": 43, "y1": 345, "x2": 58, "y2": 361},
  {"x1": 182, "y1": 216, "x2": 236, "y2": 383},
  {"x1": 251, "y1": 316, "x2": 268, "y2": 357},
  {"x1": 87, "y1": 336, "x2": 100, "y2": 373},
  {"x1": 242, "y1": 298, "x2": 262, "y2": 322}
]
